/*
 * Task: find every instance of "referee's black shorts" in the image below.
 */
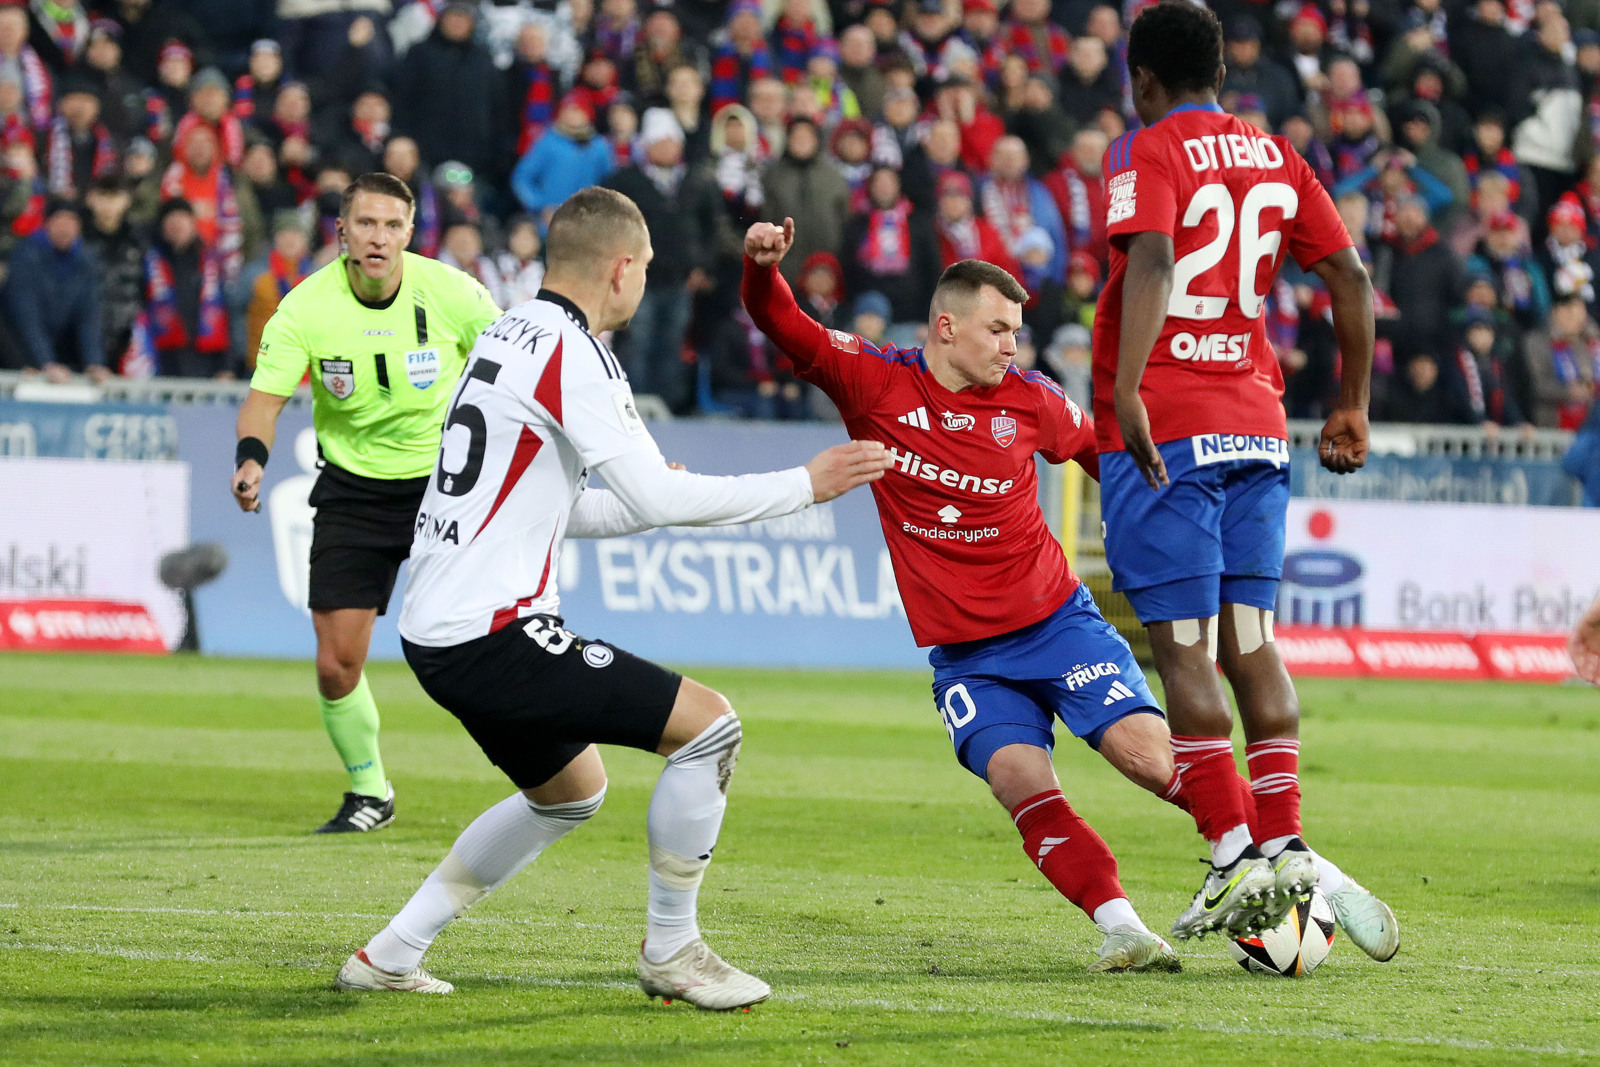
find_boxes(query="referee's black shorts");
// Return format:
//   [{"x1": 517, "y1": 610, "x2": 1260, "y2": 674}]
[
  {"x1": 402, "y1": 616, "x2": 683, "y2": 789},
  {"x1": 307, "y1": 463, "x2": 429, "y2": 615}
]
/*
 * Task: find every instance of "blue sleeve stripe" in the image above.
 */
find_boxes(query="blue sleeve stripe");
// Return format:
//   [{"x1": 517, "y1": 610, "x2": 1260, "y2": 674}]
[
  {"x1": 1010, "y1": 366, "x2": 1067, "y2": 398},
  {"x1": 863, "y1": 339, "x2": 926, "y2": 369},
  {"x1": 1108, "y1": 132, "x2": 1133, "y2": 173}
]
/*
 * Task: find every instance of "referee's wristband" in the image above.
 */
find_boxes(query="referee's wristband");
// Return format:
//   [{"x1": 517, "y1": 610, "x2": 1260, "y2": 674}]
[{"x1": 235, "y1": 436, "x2": 270, "y2": 470}]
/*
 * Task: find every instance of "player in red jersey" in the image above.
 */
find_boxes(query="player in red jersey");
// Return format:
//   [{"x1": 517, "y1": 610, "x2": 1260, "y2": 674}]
[
  {"x1": 1096, "y1": 0, "x2": 1398, "y2": 957},
  {"x1": 744, "y1": 222, "x2": 1290, "y2": 969}
]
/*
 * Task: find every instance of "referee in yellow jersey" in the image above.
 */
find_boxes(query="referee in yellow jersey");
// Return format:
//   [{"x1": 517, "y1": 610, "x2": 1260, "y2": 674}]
[{"x1": 231, "y1": 173, "x2": 501, "y2": 833}]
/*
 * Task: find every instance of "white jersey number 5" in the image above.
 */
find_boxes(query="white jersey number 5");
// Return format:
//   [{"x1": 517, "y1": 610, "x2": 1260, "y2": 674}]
[{"x1": 1167, "y1": 182, "x2": 1299, "y2": 322}]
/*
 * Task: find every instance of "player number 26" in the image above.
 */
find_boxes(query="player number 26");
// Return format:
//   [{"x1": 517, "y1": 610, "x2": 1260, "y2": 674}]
[
  {"x1": 1168, "y1": 182, "x2": 1298, "y2": 322},
  {"x1": 937, "y1": 683, "x2": 978, "y2": 742}
]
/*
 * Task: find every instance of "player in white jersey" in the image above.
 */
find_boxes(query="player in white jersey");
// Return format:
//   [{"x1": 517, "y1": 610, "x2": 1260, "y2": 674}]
[{"x1": 334, "y1": 187, "x2": 891, "y2": 1009}]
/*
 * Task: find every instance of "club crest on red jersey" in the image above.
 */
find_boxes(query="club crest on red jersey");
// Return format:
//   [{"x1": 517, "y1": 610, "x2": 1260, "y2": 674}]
[{"x1": 991, "y1": 416, "x2": 1017, "y2": 447}]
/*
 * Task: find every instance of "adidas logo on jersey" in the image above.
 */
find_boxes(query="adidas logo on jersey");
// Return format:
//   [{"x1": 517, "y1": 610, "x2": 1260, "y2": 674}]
[
  {"x1": 897, "y1": 407, "x2": 930, "y2": 430},
  {"x1": 1103, "y1": 681, "x2": 1138, "y2": 705}
]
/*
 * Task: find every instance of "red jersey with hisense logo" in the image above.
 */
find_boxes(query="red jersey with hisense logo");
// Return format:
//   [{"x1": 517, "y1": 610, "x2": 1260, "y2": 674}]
[
  {"x1": 1091, "y1": 103, "x2": 1352, "y2": 452},
  {"x1": 743, "y1": 260, "x2": 1097, "y2": 647}
]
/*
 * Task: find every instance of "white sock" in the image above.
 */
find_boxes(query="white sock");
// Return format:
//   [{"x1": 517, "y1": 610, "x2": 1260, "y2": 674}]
[
  {"x1": 364, "y1": 787, "x2": 605, "y2": 974},
  {"x1": 643, "y1": 712, "x2": 741, "y2": 964},
  {"x1": 1092, "y1": 897, "x2": 1149, "y2": 934},
  {"x1": 1261, "y1": 834, "x2": 1296, "y2": 858},
  {"x1": 1211, "y1": 823, "x2": 1254, "y2": 868},
  {"x1": 1310, "y1": 848, "x2": 1347, "y2": 894}
]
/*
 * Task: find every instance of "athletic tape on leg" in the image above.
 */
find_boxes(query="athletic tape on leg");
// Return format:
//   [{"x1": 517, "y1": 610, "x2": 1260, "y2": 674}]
[
  {"x1": 1171, "y1": 617, "x2": 1219, "y2": 661},
  {"x1": 649, "y1": 842, "x2": 710, "y2": 890},
  {"x1": 1232, "y1": 603, "x2": 1268, "y2": 655}
]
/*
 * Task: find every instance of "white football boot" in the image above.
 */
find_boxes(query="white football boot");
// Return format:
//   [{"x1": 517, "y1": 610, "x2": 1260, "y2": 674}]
[
  {"x1": 335, "y1": 950, "x2": 454, "y2": 993},
  {"x1": 1270, "y1": 839, "x2": 1320, "y2": 900},
  {"x1": 1088, "y1": 925, "x2": 1182, "y2": 973},
  {"x1": 638, "y1": 939, "x2": 771, "y2": 1010},
  {"x1": 1327, "y1": 878, "x2": 1401, "y2": 961},
  {"x1": 1171, "y1": 853, "x2": 1281, "y2": 940}
]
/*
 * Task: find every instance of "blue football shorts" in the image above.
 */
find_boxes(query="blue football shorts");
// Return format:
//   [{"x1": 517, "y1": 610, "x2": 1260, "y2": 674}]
[
  {"x1": 928, "y1": 584, "x2": 1164, "y2": 780},
  {"x1": 1099, "y1": 434, "x2": 1291, "y2": 624}
]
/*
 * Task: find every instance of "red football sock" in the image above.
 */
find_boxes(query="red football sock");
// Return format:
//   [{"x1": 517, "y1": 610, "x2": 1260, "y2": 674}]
[
  {"x1": 1167, "y1": 736, "x2": 1251, "y2": 845},
  {"x1": 1010, "y1": 790, "x2": 1126, "y2": 918},
  {"x1": 1245, "y1": 738, "x2": 1302, "y2": 841},
  {"x1": 1237, "y1": 772, "x2": 1261, "y2": 841}
]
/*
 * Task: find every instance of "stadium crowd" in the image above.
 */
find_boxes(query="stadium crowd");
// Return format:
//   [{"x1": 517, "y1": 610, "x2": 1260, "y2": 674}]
[{"x1": 1, "y1": 0, "x2": 1599, "y2": 432}]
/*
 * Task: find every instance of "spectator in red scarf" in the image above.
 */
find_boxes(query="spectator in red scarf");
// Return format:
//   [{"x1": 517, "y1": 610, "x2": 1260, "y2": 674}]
[
  {"x1": 842, "y1": 165, "x2": 942, "y2": 344},
  {"x1": 161, "y1": 123, "x2": 263, "y2": 282},
  {"x1": 1529, "y1": 295, "x2": 1600, "y2": 427},
  {"x1": 1541, "y1": 195, "x2": 1600, "y2": 315},
  {"x1": 257, "y1": 79, "x2": 311, "y2": 157},
  {"x1": 710, "y1": 0, "x2": 774, "y2": 113},
  {"x1": 324, "y1": 87, "x2": 392, "y2": 177},
  {"x1": 505, "y1": 23, "x2": 560, "y2": 160},
  {"x1": 232, "y1": 39, "x2": 284, "y2": 125},
  {"x1": 148, "y1": 39, "x2": 195, "y2": 143},
  {"x1": 771, "y1": 0, "x2": 824, "y2": 85},
  {"x1": 1043, "y1": 130, "x2": 1107, "y2": 271},
  {"x1": 1462, "y1": 111, "x2": 1538, "y2": 217},
  {"x1": 0, "y1": 3, "x2": 50, "y2": 131},
  {"x1": 175, "y1": 68, "x2": 246, "y2": 169},
  {"x1": 43, "y1": 78, "x2": 118, "y2": 202},
  {"x1": 980, "y1": 134, "x2": 1066, "y2": 290},
  {"x1": 143, "y1": 197, "x2": 230, "y2": 378},
  {"x1": 933, "y1": 169, "x2": 1018, "y2": 275},
  {"x1": 1456, "y1": 306, "x2": 1534, "y2": 436},
  {"x1": 1004, "y1": 0, "x2": 1069, "y2": 74},
  {"x1": 244, "y1": 209, "x2": 312, "y2": 365}
]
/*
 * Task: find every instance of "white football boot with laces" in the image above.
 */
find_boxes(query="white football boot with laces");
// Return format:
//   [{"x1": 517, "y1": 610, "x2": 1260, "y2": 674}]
[
  {"x1": 335, "y1": 949, "x2": 454, "y2": 993},
  {"x1": 1171, "y1": 853, "x2": 1282, "y2": 939},
  {"x1": 1327, "y1": 878, "x2": 1401, "y2": 961},
  {"x1": 637, "y1": 939, "x2": 771, "y2": 1010},
  {"x1": 1088, "y1": 925, "x2": 1182, "y2": 973}
]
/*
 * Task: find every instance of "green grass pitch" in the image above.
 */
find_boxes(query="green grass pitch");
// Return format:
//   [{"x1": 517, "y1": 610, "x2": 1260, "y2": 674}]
[{"x1": 3, "y1": 653, "x2": 1599, "y2": 1065}]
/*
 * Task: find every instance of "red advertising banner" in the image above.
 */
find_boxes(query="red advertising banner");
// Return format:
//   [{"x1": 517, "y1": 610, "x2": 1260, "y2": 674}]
[
  {"x1": 1275, "y1": 626, "x2": 1576, "y2": 683},
  {"x1": 1474, "y1": 632, "x2": 1575, "y2": 683},
  {"x1": 0, "y1": 599, "x2": 168, "y2": 653}
]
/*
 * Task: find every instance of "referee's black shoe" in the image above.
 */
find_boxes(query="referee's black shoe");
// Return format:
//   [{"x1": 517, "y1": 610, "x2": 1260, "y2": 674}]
[{"x1": 315, "y1": 785, "x2": 395, "y2": 834}]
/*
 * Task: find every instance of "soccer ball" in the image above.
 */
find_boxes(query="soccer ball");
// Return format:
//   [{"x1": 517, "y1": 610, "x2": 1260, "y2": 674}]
[{"x1": 1228, "y1": 887, "x2": 1337, "y2": 976}]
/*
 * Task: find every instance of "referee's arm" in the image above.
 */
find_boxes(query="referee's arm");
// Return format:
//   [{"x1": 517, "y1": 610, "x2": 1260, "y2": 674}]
[
  {"x1": 233, "y1": 305, "x2": 310, "y2": 513},
  {"x1": 233, "y1": 389, "x2": 292, "y2": 512}
]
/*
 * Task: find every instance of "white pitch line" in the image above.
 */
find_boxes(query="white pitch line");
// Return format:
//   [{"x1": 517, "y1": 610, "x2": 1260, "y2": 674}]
[
  {"x1": 0, "y1": 901, "x2": 632, "y2": 932},
  {"x1": 5, "y1": 939, "x2": 1594, "y2": 1057}
]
